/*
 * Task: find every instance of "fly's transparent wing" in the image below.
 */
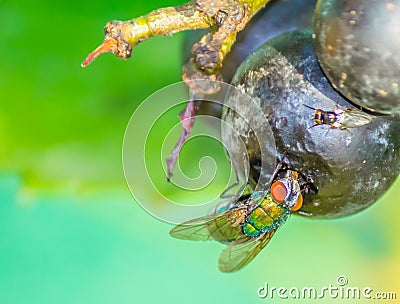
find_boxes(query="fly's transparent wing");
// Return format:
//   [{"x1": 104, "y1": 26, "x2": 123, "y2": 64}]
[
  {"x1": 341, "y1": 110, "x2": 372, "y2": 128},
  {"x1": 218, "y1": 229, "x2": 277, "y2": 272},
  {"x1": 209, "y1": 193, "x2": 250, "y2": 215},
  {"x1": 169, "y1": 206, "x2": 247, "y2": 243},
  {"x1": 210, "y1": 188, "x2": 262, "y2": 217}
]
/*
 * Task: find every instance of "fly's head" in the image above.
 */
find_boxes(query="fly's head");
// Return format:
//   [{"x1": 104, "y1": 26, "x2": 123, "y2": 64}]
[{"x1": 270, "y1": 170, "x2": 303, "y2": 212}]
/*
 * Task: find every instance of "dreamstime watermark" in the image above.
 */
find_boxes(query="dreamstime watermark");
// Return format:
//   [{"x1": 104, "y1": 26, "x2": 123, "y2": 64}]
[
  {"x1": 257, "y1": 276, "x2": 398, "y2": 300},
  {"x1": 122, "y1": 79, "x2": 277, "y2": 224}
]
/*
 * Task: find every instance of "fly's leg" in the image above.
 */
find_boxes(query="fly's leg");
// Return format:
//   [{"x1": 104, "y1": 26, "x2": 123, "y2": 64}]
[
  {"x1": 339, "y1": 126, "x2": 353, "y2": 135},
  {"x1": 325, "y1": 126, "x2": 333, "y2": 136},
  {"x1": 299, "y1": 175, "x2": 318, "y2": 195},
  {"x1": 220, "y1": 175, "x2": 254, "y2": 200},
  {"x1": 220, "y1": 151, "x2": 252, "y2": 199},
  {"x1": 297, "y1": 210, "x2": 313, "y2": 217},
  {"x1": 262, "y1": 145, "x2": 291, "y2": 188}
]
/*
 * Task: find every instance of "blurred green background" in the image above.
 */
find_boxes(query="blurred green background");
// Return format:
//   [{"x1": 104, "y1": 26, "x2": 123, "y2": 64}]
[{"x1": 1, "y1": 0, "x2": 399, "y2": 303}]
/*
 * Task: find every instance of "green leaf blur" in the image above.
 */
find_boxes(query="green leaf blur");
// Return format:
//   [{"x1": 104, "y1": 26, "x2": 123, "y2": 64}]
[{"x1": 1, "y1": 1, "x2": 400, "y2": 303}]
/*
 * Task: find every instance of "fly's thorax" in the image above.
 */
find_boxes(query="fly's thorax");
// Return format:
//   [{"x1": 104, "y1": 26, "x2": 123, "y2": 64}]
[
  {"x1": 258, "y1": 196, "x2": 286, "y2": 220},
  {"x1": 241, "y1": 195, "x2": 283, "y2": 237},
  {"x1": 243, "y1": 199, "x2": 289, "y2": 237},
  {"x1": 322, "y1": 110, "x2": 339, "y2": 124}
]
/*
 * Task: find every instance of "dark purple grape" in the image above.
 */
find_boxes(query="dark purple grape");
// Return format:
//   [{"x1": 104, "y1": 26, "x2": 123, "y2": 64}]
[
  {"x1": 222, "y1": 29, "x2": 400, "y2": 218},
  {"x1": 314, "y1": 0, "x2": 400, "y2": 115}
]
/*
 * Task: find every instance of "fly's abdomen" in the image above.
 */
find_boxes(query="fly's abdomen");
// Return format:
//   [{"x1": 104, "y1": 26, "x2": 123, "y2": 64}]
[{"x1": 242, "y1": 194, "x2": 287, "y2": 237}]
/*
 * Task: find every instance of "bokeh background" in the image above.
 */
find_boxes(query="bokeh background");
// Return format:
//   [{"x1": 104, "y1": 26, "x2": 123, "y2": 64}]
[{"x1": 1, "y1": 0, "x2": 399, "y2": 303}]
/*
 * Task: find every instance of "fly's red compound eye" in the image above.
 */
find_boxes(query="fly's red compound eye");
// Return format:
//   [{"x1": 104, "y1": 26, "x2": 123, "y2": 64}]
[
  {"x1": 291, "y1": 193, "x2": 303, "y2": 211},
  {"x1": 271, "y1": 181, "x2": 288, "y2": 203}
]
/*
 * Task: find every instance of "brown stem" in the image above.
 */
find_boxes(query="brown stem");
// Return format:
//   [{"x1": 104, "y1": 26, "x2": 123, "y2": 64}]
[
  {"x1": 81, "y1": 2, "x2": 210, "y2": 67},
  {"x1": 166, "y1": 89, "x2": 200, "y2": 180},
  {"x1": 81, "y1": 0, "x2": 271, "y2": 69}
]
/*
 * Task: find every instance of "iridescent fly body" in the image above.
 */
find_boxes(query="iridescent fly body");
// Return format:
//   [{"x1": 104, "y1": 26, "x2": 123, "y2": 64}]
[
  {"x1": 304, "y1": 105, "x2": 372, "y2": 130},
  {"x1": 170, "y1": 170, "x2": 303, "y2": 272}
]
